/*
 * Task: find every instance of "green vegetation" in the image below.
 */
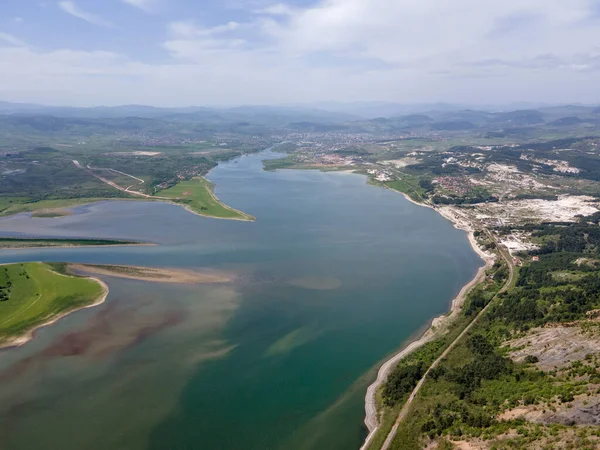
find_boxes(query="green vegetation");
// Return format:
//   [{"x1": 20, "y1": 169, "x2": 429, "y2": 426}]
[
  {"x1": 374, "y1": 213, "x2": 600, "y2": 449},
  {"x1": 367, "y1": 259, "x2": 509, "y2": 449},
  {"x1": 0, "y1": 197, "x2": 116, "y2": 217},
  {"x1": 431, "y1": 189, "x2": 499, "y2": 205},
  {"x1": 388, "y1": 333, "x2": 586, "y2": 449},
  {"x1": 367, "y1": 340, "x2": 452, "y2": 450},
  {"x1": 382, "y1": 172, "x2": 428, "y2": 203},
  {"x1": 0, "y1": 262, "x2": 105, "y2": 344},
  {"x1": 1, "y1": 147, "x2": 130, "y2": 204},
  {"x1": 0, "y1": 141, "x2": 262, "y2": 220},
  {"x1": 158, "y1": 177, "x2": 255, "y2": 221},
  {"x1": 0, "y1": 237, "x2": 143, "y2": 248},
  {"x1": 0, "y1": 116, "x2": 267, "y2": 219},
  {"x1": 84, "y1": 153, "x2": 216, "y2": 195},
  {"x1": 263, "y1": 156, "x2": 297, "y2": 171}
]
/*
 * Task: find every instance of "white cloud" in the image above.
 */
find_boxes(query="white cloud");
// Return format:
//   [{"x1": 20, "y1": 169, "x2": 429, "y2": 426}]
[
  {"x1": 122, "y1": 0, "x2": 159, "y2": 12},
  {"x1": 0, "y1": 32, "x2": 27, "y2": 47},
  {"x1": 2, "y1": 0, "x2": 600, "y2": 106},
  {"x1": 271, "y1": 0, "x2": 598, "y2": 66},
  {"x1": 58, "y1": 1, "x2": 115, "y2": 28},
  {"x1": 258, "y1": 4, "x2": 295, "y2": 16},
  {"x1": 163, "y1": 21, "x2": 248, "y2": 61},
  {"x1": 168, "y1": 21, "x2": 241, "y2": 38}
]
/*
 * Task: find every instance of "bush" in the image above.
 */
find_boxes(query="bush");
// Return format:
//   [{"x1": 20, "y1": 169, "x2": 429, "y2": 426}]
[
  {"x1": 524, "y1": 355, "x2": 540, "y2": 364},
  {"x1": 382, "y1": 362, "x2": 425, "y2": 406}
]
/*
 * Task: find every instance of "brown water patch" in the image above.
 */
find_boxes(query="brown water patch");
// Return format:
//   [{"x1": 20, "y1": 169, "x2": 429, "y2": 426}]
[
  {"x1": 31, "y1": 209, "x2": 73, "y2": 218},
  {"x1": 0, "y1": 302, "x2": 184, "y2": 384}
]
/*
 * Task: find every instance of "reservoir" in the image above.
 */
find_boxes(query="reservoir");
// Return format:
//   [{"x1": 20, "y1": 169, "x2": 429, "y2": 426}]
[{"x1": 0, "y1": 151, "x2": 482, "y2": 450}]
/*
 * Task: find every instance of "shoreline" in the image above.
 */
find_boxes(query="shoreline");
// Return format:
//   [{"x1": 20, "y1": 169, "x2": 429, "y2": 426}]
[
  {"x1": 164, "y1": 199, "x2": 256, "y2": 222},
  {"x1": 1, "y1": 197, "x2": 255, "y2": 223},
  {"x1": 360, "y1": 191, "x2": 495, "y2": 449},
  {"x1": 0, "y1": 272, "x2": 109, "y2": 351}
]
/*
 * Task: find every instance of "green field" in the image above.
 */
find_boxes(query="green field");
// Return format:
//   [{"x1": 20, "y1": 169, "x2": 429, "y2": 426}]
[
  {"x1": 158, "y1": 177, "x2": 255, "y2": 221},
  {"x1": 262, "y1": 156, "x2": 297, "y2": 171},
  {"x1": 0, "y1": 262, "x2": 105, "y2": 344}
]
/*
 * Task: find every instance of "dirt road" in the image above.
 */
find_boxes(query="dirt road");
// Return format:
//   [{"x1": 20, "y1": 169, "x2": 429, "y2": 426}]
[{"x1": 72, "y1": 160, "x2": 170, "y2": 200}]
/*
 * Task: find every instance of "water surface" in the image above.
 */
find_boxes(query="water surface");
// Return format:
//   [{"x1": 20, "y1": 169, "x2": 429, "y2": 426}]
[{"x1": 0, "y1": 151, "x2": 482, "y2": 450}]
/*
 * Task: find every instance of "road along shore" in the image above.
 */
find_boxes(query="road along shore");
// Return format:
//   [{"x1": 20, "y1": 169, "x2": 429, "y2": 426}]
[{"x1": 360, "y1": 198, "x2": 494, "y2": 450}]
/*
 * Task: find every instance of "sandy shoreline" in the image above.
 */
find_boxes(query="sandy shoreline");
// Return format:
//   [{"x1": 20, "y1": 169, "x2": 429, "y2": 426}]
[
  {"x1": 360, "y1": 194, "x2": 495, "y2": 449},
  {"x1": 70, "y1": 263, "x2": 232, "y2": 284},
  {"x1": 0, "y1": 275, "x2": 109, "y2": 351}
]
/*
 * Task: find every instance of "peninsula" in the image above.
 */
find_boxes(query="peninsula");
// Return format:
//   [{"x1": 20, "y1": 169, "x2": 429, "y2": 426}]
[
  {"x1": 0, "y1": 262, "x2": 107, "y2": 349},
  {"x1": 0, "y1": 237, "x2": 151, "y2": 249},
  {"x1": 0, "y1": 262, "x2": 233, "y2": 350}
]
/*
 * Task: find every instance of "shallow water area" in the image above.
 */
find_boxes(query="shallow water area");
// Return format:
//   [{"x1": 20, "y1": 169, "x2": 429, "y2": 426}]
[{"x1": 0, "y1": 150, "x2": 482, "y2": 450}]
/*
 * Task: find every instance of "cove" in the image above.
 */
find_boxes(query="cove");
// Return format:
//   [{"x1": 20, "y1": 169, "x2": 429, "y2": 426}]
[{"x1": 0, "y1": 150, "x2": 482, "y2": 450}]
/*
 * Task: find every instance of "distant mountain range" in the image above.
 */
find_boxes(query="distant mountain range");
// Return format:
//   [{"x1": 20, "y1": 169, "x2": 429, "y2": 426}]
[{"x1": 0, "y1": 101, "x2": 599, "y2": 138}]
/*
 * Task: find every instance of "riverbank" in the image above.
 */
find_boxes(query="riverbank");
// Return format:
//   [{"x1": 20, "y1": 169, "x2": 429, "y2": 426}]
[
  {"x1": 0, "y1": 262, "x2": 109, "y2": 350},
  {"x1": 361, "y1": 191, "x2": 495, "y2": 450}
]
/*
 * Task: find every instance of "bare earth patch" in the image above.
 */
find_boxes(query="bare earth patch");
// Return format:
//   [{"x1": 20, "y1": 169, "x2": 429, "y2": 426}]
[
  {"x1": 382, "y1": 158, "x2": 421, "y2": 168},
  {"x1": 506, "y1": 325, "x2": 600, "y2": 370},
  {"x1": 477, "y1": 195, "x2": 599, "y2": 224},
  {"x1": 447, "y1": 441, "x2": 488, "y2": 450},
  {"x1": 576, "y1": 257, "x2": 600, "y2": 267},
  {"x1": 110, "y1": 151, "x2": 161, "y2": 156},
  {"x1": 442, "y1": 427, "x2": 600, "y2": 449},
  {"x1": 498, "y1": 393, "x2": 600, "y2": 426},
  {"x1": 500, "y1": 232, "x2": 540, "y2": 255}
]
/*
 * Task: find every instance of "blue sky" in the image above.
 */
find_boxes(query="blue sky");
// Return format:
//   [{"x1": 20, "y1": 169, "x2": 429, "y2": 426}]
[{"x1": 0, "y1": 0, "x2": 600, "y2": 106}]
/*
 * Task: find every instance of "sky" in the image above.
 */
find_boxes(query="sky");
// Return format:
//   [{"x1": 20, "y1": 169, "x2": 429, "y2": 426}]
[{"x1": 0, "y1": 0, "x2": 600, "y2": 107}]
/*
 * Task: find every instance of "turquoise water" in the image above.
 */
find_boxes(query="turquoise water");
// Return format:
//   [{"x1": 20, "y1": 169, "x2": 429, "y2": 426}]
[{"x1": 0, "y1": 151, "x2": 482, "y2": 449}]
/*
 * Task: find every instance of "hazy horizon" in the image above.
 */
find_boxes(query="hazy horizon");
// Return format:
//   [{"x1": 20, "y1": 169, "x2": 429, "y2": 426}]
[{"x1": 0, "y1": 99, "x2": 598, "y2": 111}]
